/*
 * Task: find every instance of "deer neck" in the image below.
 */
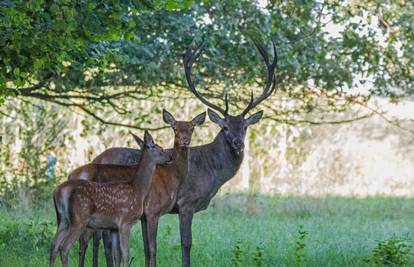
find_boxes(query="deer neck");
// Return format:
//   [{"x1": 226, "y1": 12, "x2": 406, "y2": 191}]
[
  {"x1": 172, "y1": 142, "x2": 189, "y2": 181},
  {"x1": 132, "y1": 148, "x2": 157, "y2": 194}
]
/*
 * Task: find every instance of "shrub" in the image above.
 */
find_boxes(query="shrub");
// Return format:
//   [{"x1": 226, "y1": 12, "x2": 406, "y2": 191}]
[
  {"x1": 253, "y1": 245, "x2": 264, "y2": 267},
  {"x1": 0, "y1": 219, "x2": 54, "y2": 257},
  {"x1": 294, "y1": 224, "x2": 307, "y2": 266},
  {"x1": 231, "y1": 239, "x2": 242, "y2": 267},
  {"x1": 365, "y1": 235, "x2": 413, "y2": 266}
]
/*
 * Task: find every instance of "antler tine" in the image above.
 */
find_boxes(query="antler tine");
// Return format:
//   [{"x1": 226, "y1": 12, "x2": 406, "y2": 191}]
[
  {"x1": 254, "y1": 39, "x2": 277, "y2": 94},
  {"x1": 241, "y1": 91, "x2": 254, "y2": 116},
  {"x1": 242, "y1": 39, "x2": 278, "y2": 116},
  {"x1": 224, "y1": 94, "x2": 229, "y2": 115},
  {"x1": 184, "y1": 42, "x2": 204, "y2": 67},
  {"x1": 253, "y1": 39, "x2": 270, "y2": 67},
  {"x1": 272, "y1": 41, "x2": 278, "y2": 67},
  {"x1": 183, "y1": 42, "x2": 227, "y2": 115}
]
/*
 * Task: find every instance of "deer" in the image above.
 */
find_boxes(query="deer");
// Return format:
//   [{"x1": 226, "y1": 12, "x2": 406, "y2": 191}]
[
  {"x1": 49, "y1": 131, "x2": 171, "y2": 267},
  {"x1": 67, "y1": 132, "x2": 147, "y2": 267},
  {"x1": 70, "y1": 134, "x2": 150, "y2": 267},
  {"x1": 72, "y1": 110, "x2": 206, "y2": 267},
  {"x1": 92, "y1": 40, "x2": 277, "y2": 267}
]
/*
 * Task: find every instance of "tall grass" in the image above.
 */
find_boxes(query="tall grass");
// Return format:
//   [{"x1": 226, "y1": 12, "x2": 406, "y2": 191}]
[{"x1": 1, "y1": 194, "x2": 413, "y2": 266}]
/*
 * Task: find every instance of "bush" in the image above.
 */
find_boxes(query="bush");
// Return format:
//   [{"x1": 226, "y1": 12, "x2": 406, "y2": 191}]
[
  {"x1": 231, "y1": 239, "x2": 242, "y2": 267},
  {"x1": 365, "y1": 235, "x2": 414, "y2": 266},
  {"x1": 0, "y1": 218, "x2": 54, "y2": 257},
  {"x1": 294, "y1": 224, "x2": 307, "y2": 266},
  {"x1": 253, "y1": 245, "x2": 264, "y2": 267}
]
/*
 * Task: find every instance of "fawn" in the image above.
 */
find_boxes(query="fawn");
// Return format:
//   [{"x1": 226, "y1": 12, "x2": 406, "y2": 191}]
[{"x1": 49, "y1": 131, "x2": 171, "y2": 267}]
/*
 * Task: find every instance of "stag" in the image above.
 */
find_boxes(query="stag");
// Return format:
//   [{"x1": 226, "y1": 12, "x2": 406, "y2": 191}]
[
  {"x1": 74, "y1": 110, "x2": 206, "y2": 267},
  {"x1": 49, "y1": 131, "x2": 171, "y2": 267},
  {"x1": 93, "y1": 40, "x2": 277, "y2": 267}
]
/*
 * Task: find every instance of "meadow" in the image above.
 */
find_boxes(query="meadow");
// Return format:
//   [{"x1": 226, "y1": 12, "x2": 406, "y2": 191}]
[
  {"x1": 2, "y1": 1, "x2": 414, "y2": 266},
  {"x1": 0, "y1": 194, "x2": 413, "y2": 267}
]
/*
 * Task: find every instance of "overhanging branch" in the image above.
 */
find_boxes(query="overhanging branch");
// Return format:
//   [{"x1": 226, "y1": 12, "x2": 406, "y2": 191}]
[
  {"x1": 17, "y1": 90, "x2": 168, "y2": 131},
  {"x1": 263, "y1": 112, "x2": 374, "y2": 125}
]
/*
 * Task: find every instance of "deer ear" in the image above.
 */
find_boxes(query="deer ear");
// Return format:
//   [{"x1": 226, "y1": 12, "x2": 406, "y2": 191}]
[
  {"x1": 144, "y1": 130, "x2": 155, "y2": 146},
  {"x1": 131, "y1": 132, "x2": 144, "y2": 148},
  {"x1": 208, "y1": 109, "x2": 224, "y2": 127},
  {"x1": 245, "y1": 110, "x2": 263, "y2": 126},
  {"x1": 191, "y1": 112, "x2": 206, "y2": 126},
  {"x1": 163, "y1": 109, "x2": 176, "y2": 126}
]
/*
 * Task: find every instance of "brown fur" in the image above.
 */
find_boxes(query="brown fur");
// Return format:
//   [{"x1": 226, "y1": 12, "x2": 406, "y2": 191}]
[
  {"x1": 49, "y1": 132, "x2": 170, "y2": 267},
  {"x1": 73, "y1": 110, "x2": 206, "y2": 267}
]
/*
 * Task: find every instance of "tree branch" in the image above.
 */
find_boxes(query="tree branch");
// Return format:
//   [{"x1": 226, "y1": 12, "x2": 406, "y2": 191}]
[
  {"x1": 70, "y1": 102, "x2": 168, "y2": 131},
  {"x1": 18, "y1": 94, "x2": 168, "y2": 131},
  {"x1": 263, "y1": 112, "x2": 375, "y2": 125}
]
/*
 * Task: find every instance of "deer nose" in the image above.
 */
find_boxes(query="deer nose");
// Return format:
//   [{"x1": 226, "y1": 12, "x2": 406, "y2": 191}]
[
  {"x1": 232, "y1": 139, "x2": 243, "y2": 148},
  {"x1": 180, "y1": 138, "x2": 190, "y2": 146},
  {"x1": 165, "y1": 154, "x2": 173, "y2": 164}
]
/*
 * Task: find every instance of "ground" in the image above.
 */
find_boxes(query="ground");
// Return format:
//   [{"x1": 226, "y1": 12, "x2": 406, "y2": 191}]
[{"x1": 0, "y1": 194, "x2": 413, "y2": 266}]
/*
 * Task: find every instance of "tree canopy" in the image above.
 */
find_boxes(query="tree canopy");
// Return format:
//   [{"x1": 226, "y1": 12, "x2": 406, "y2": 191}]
[{"x1": 1, "y1": 0, "x2": 413, "y2": 125}]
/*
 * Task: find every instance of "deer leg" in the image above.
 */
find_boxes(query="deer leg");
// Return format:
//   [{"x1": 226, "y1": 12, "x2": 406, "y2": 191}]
[
  {"x1": 59, "y1": 224, "x2": 85, "y2": 267},
  {"x1": 102, "y1": 230, "x2": 114, "y2": 267},
  {"x1": 141, "y1": 217, "x2": 150, "y2": 267},
  {"x1": 146, "y1": 214, "x2": 160, "y2": 267},
  {"x1": 49, "y1": 223, "x2": 68, "y2": 267},
  {"x1": 118, "y1": 225, "x2": 132, "y2": 267},
  {"x1": 79, "y1": 229, "x2": 93, "y2": 267},
  {"x1": 111, "y1": 230, "x2": 121, "y2": 267},
  {"x1": 92, "y1": 231, "x2": 102, "y2": 267},
  {"x1": 179, "y1": 211, "x2": 194, "y2": 267}
]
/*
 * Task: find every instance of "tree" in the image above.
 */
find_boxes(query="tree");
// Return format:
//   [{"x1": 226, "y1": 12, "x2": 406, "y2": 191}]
[
  {"x1": 0, "y1": 0, "x2": 192, "y2": 100},
  {"x1": 1, "y1": 0, "x2": 413, "y2": 128}
]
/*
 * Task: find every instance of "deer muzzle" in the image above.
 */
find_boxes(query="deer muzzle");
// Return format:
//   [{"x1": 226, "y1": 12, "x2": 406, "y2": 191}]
[{"x1": 232, "y1": 139, "x2": 244, "y2": 154}]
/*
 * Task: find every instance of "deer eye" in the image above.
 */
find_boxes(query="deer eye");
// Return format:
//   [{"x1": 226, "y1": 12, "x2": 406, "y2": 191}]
[{"x1": 223, "y1": 126, "x2": 229, "y2": 131}]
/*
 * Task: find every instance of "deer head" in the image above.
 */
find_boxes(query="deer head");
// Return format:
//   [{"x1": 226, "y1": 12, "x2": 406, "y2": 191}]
[
  {"x1": 131, "y1": 131, "x2": 172, "y2": 164},
  {"x1": 162, "y1": 109, "x2": 206, "y2": 147},
  {"x1": 183, "y1": 40, "x2": 277, "y2": 154}
]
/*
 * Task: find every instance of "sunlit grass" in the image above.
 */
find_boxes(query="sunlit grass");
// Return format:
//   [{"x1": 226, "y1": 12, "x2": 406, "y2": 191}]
[{"x1": 1, "y1": 194, "x2": 413, "y2": 266}]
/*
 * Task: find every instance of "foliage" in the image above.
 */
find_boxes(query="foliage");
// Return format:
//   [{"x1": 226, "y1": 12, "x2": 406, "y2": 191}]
[
  {"x1": 1, "y1": 0, "x2": 134, "y2": 93},
  {"x1": 253, "y1": 244, "x2": 264, "y2": 267},
  {"x1": 231, "y1": 239, "x2": 242, "y2": 267},
  {"x1": 294, "y1": 224, "x2": 307, "y2": 266},
  {"x1": 0, "y1": 100, "x2": 67, "y2": 203},
  {"x1": 336, "y1": 0, "x2": 414, "y2": 96},
  {"x1": 0, "y1": 0, "x2": 192, "y2": 93},
  {"x1": 0, "y1": 218, "x2": 54, "y2": 257},
  {"x1": 365, "y1": 235, "x2": 414, "y2": 266},
  {"x1": 1, "y1": 0, "x2": 413, "y2": 127}
]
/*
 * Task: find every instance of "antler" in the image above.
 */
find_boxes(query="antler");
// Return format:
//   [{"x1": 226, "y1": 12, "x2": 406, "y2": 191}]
[
  {"x1": 241, "y1": 39, "x2": 278, "y2": 116},
  {"x1": 183, "y1": 42, "x2": 229, "y2": 116}
]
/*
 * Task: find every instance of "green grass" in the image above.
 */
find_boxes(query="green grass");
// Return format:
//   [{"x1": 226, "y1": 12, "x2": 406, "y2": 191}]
[{"x1": 1, "y1": 194, "x2": 414, "y2": 266}]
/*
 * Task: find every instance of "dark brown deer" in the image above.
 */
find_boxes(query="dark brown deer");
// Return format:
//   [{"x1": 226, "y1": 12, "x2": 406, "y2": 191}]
[
  {"x1": 49, "y1": 131, "x2": 171, "y2": 267},
  {"x1": 73, "y1": 110, "x2": 206, "y2": 267},
  {"x1": 93, "y1": 40, "x2": 277, "y2": 267}
]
